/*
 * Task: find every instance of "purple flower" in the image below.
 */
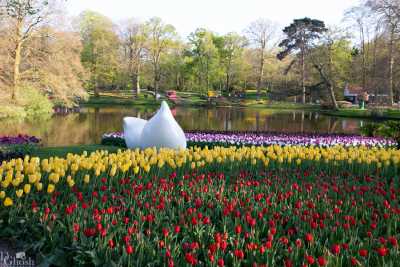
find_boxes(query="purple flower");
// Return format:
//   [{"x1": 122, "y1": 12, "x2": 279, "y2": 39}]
[
  {"x1": 102, "y1": 131, "x2": 395, "y2": 148},
  {"x1": 0, "y1": 135, "x2": 41, "y2": 145}
]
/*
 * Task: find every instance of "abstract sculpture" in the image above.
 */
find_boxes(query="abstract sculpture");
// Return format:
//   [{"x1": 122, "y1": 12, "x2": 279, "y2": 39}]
[
  {"x1": 123, "y1": 101, "x2": 187, "y2": 150},
  {"x1": 122, "y1": 117, "x2": 147, "y2": 149}
]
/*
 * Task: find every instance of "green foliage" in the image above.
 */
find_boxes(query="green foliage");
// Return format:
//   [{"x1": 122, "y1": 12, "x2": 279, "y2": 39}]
[
  {"x1": 0, "y1": 85, "x2": 52, "y2": 119},
  {"x1": 277, "y1": 17, "x2": 327, "y2": 60},
  {"x1": 361, "y1": 121, "x2": 400, "y2": 148},
  {"x1": 187, "y1": 28, "x2": 222, "y2": 91},
  {"x1": 19, "y1": 85, "x2": 53, "y2": 117},
  {"x1": 0, "y1": 143, "x2": 39, "y2": 161},
  {"x1": 360, "y1": 123, "x2": 380, "y2": 137},
  {"x1": 78, "y1": 10, "x2": 120, "y2": 91},
  {"x1": 378, "y1": 121, "x2": 400, "y2": 145},
  {"x1": 101, "y1": 136, "x2": 127, "y2": 147}
]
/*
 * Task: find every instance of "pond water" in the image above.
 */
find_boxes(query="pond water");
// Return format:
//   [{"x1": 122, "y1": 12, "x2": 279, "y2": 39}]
[{"x1": 0, "y1": 106, "x2": 370, "y2": 146}]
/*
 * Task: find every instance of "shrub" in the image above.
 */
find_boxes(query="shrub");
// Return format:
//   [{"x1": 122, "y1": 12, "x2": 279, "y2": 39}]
[
  {"x1": 361, "y1": 121, "x2": 400, "y2": 148},
  {"x1": 360, "y1": 123, "x2": 380, "y2": 137},
  {"x1": 0, "y1": 144, "x2": 39, "y2": 161},
  {"x1": 18, "y1": 85, "x2": 53, "y2": 117}
]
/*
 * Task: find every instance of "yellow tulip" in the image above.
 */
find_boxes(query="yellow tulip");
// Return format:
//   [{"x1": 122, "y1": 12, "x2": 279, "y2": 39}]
[
  {"x1": 36, "y1": 182, "x2": 43, "y2": 191},
  {"x1": 144, "y1": 165, "x2": 150, "y2": 173},
  {"x1": 0, "y1": 191, "x2": 5, "y2": 199},
  {"x1": 16, "y1": 189, "x2": 23, "y2": 198},
  {"x1": 47, "y1": 184, "x2": 55, "y2": 194},
  {"x1": 24, "y1": 184, "x2": 31, "y2": 194},
  {"x1": 3, "y1": 197, "x2": 13, "y2": 207},
  {"x1": 84, "y1": 174, "x2": 90, "y2": 184}
]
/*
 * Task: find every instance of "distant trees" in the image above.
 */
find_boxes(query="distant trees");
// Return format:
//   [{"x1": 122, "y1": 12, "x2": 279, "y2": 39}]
[
  {"x1": 310, "y1": 28, "x2": 353, "y2": 109},
  {"x1": 367, "y1": 0, "x2": 400, "y2": 105},
  {"x1": 2, "y1": 2, "x2": 400, "y2": 110},
  {"x1": 188, "y1": 28, "x2": 221, "y2": 92},
  {"x1": 120, "y1": 19, "x2": 147, "y2": 95},
  {"x1": 0, "y1": 1, "x2": 86, "y2": 108},
  {"x1": 245, "y1": 19, "x2": 277, "y2": 98},
  {"x1": 277, "y1": 18, "x2": 327, "y2": 104},
  {"x1": 78, "y1": 10, "x2": 119, "y2": 97},
  {"x1": 146, "y1": 17, "x2": 177, "y2": 98},
  {"x1": 219, "y1": 33, "x2": 247, "y2": 92}
]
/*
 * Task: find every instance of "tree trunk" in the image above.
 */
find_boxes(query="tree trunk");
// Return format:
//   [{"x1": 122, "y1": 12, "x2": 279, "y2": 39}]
[
  {"x1": 12, "y1": 19, "x2": 23, "y2": 101},
  {"x1": 388, "y1": 28, "x2": 395, "y2": 106},
  {"x1": 301, "y1": 50, "x2": 306, "y2": 104},
  {"x1": 12, "y1": 41, "x2": 22, "y2": 100},
  {"x1": 225, "y1": 72, "x2": 230, "y2": 92},
  {"x1": 328, "y1": 45, "x2": 338, "y2": 110},
  {"x1": 372, "y1": 25, "x2": 379, "y2": 104},
  {"x1": 132, "y1": 73, "x2": 139, "y2": 96},
  {"x1": 154, "y1": 66, "x2": 159, "y2": 99},
  {"x1": 257, "y1": 48, "x2": 264, "y2": 99}
]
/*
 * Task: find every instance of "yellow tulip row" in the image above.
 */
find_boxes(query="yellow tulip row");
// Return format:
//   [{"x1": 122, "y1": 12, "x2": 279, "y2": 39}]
[{"x1": 0, "y1": 145, "x2": 399, "y2": 207}]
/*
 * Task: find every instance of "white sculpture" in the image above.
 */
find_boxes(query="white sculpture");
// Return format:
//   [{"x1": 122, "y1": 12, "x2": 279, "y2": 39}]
[
  {"x1": 123, "y1": 117, "x2": 147, "y2": 149},
  {"x1": 123, "y1": 101, "x2": 187, "y2": 150}
]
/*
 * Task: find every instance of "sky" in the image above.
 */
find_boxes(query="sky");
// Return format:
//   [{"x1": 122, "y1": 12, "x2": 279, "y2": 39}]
[{"x1": 66, "y1": 0, "x2": 360, "y2": 37}]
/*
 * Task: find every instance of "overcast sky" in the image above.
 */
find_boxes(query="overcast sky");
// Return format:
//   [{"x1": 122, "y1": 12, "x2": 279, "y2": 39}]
[{"x1": 66, "y1": 0, "x2": 360, "y2": 37}]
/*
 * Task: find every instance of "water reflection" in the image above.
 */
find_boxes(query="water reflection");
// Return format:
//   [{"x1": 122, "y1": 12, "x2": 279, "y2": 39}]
[{"x1": 0, "y1": 106, "x2": 368, "y2": 146}]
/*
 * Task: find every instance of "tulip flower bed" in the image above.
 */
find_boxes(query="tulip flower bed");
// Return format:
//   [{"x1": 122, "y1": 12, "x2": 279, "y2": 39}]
[
  {"x1": 0, "y1": 146, "x2": 399, "y2": 266},
  {"x1": 0, "y1": 135, "x2": 40, "y2": 161},
  {"x1": 101, "y1": 131, "x2": 396, "y2": 148}
]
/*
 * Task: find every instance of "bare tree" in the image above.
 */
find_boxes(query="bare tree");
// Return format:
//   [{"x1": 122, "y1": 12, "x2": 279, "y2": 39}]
[
  {"x1": 0, "y1": 0, "x2": 54, "y2": 100},
  {"x1": 245, "y1": 19, "x2": 278, "y2": 99},
  {"x1": 367, "y1": 0, "x2": 400, "y2": 105},
  {"x1": 344, "y1": 4, "x2": 374, "y2": 95},
  {"x1": 120, "y1": 19, "x2": 147, "y2": 96},
  {"x1": 146, "y1": 17, "x2": 176, "y2": 98}
]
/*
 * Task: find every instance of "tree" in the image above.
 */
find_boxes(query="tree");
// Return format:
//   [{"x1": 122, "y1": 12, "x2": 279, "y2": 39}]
[
  {"x1": 145, "y1": 17, "x2": 176, "y2": 98},
  {"x1": 0, "y1": 0, "x2": 53, "y2": 100},
  {"x1": 26, "y1": 27, "x2": 87, "y2": 105},
  {"x1": 277, "y1": 18, "x2": 327, "y2": 104},
  {"x1": 344, "y1": 4, "x2": 375, "y2": 98},
  {"x1": 218, "y1": 32, "x2": 247, "y2": 92},
  {"x1": 367, "y1": 0, "x2": 400, "y2": 105},
  {"x1": 245, "y1": 19, "x2": 277, "y2": 98},
  {"x1": 188, "y1": 28, "x2": 221, "y2": 92},
  {"x1": 78, "y1": 10, "x2": 119, "y2": 96},
  {"x1": 310, "y1": 27, "x2": 352, "y2": 110},
  {"x1": 120, "y1": 19, "x2": 147, "y2": 96}
]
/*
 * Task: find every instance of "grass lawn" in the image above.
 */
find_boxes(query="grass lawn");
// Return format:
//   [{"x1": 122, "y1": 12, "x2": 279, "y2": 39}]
[
  {"x1": 322, "y1": 108, "x2": 400, "y2": 120},
  {"x1": 80, "y1": 90, "x2": 325, "y2": 112},
  {"x1": 32, "y1": 145, "x2": 120, "y2": 159},
  {"x1": 81, "y1": 93, "x2": 167, "y2": 106}
]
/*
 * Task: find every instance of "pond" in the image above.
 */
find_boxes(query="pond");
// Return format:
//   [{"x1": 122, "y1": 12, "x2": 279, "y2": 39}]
[{"x1": 0, "y1": 106, "x2": 370, "y2": 146}]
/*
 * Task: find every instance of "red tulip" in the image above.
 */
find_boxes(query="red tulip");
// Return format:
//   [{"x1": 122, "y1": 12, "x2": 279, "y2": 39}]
[
  {"x1": 235, "y1": 225, "x2": 242, "y2": 234},
  {"x1": 108, "y1": 239, "x2": 115, "y2": 249},
  {"x1": 185, "y1": 252, "x2": 197, "y2": 265},
  {"x1": 234, "y1": 249, "x2": 244, "y2": 259},
  {"x1": 331, "y1": 244, "x2": 340, "y2": 255},
  {"x1": 217, "y1": 258, "x2": 224, "y2": 267},
  {"x1": 305, "y1": 255, "x2": 315, "y2": 264},
  {"x1": 125, "y1": 245, "x2": 134, "y2": 254},
  {"x1": 265, "y1": 241, "x2": 272, "y2": 249},
  {"x1": 284, "y1": 259, "x2": 293, "y2": 267},
  {"x1": 317, "y1": 256, "x2": 327, "y2": 266},
  {"x1": 359, "y1": 249, "x2": 368, "y2": 257},
  {"x1": 305, "y1": 233, "x2": 314, "y2": 243},
  {"x1": 376, "y1": 247, "x2": 388, "y2": 257}
]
